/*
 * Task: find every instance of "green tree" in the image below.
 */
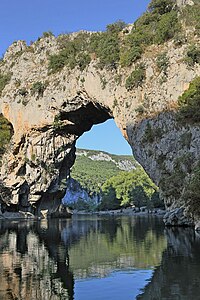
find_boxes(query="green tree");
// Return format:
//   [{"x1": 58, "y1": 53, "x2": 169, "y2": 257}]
[
  {"x1": 129, "y1": 186, "x2": 149, "y2": 208},
  {"x1": 106, "y1": 20, "x2": 127, "y2": 33},
  {"x1": 148, "y1": 0, "x2": 174, "y2": 15},
  {"x1": 154, "y1": 11, "x2": 180, "y2": 44},
  {"x1": 0, "y1": 114, "x2": 13, "y2": 164},
  {"x1": 178, "y1": 76, "x2": 200, "y2": 123},
  {"x1": 101, "y1": 169, "x2": 157, "y2": 209},
  {"x1": 0, "y1": 72, "x2": 12, "y2": 96},
  {"x1": 151, "y1": 191, "x2": 165, "y2": 209},
  {"x1": 125, "y1": 64, "x2": 146, "y2": 90},
  {"x1": 99, "y1": 186, "x2": 120, "y2": 210}
]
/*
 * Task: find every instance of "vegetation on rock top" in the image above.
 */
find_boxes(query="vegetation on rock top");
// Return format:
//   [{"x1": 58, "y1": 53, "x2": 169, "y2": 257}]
[
  {"x1": 0, "y1": 0, "x2": 199, "y2": 96},
  {"x1": 46, "y1": 0, "x2": 200, "y2": 93}
]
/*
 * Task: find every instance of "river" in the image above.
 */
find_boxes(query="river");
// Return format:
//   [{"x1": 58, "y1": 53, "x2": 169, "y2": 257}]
[{"x1": 0, "y1": 215, "x2": 200, "y2": 299}]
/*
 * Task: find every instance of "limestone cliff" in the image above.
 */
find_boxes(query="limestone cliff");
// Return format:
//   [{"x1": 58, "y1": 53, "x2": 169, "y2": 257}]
[{"x1": 0, "y1": 0, "x2": 200, "y2": 224}]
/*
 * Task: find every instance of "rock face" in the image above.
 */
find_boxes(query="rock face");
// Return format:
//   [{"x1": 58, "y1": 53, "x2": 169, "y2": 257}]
[
  {"x1": 62, "y1": 177, "x2": 101, "y2": 209},
  {"x1": 163, "y1": 208, "x2": 194, "y2": 226},
  {"x1": 0, "y1": 0, "x2": 200, "y2": 224},
  {"x1": 176, "y1": 0, "x2": 194, "y2": 7}
]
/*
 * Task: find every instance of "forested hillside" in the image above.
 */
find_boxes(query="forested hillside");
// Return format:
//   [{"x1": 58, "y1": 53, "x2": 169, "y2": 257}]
[{"x1": 70, "y1": 149, "x2": 164, "y2": 210}]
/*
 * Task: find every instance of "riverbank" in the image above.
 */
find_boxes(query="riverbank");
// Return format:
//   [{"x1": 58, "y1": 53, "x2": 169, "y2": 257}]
[
  {"x1": 0, "y1": 207, "x2": 166, "y2": 220},
  {"x1": 0, "y1": 211, "x2": 35, "y2": 220},
  {"x1": 73, "y1": 207, "x2": 166, "y2": 216}
]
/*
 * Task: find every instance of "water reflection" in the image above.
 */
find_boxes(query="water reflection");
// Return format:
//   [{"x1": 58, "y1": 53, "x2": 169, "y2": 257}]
[
  {"x1": 2, "y1": 216, "x2": 200, "y2": 299},
  {"x1": 137, "y1": 227, "x2": 200, "y2": 300}
]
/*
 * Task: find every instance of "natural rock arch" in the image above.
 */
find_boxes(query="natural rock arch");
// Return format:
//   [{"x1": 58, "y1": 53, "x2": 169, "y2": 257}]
[
  {"x1": 0, "y1": 0, "x2": 200, "y2": 224},
  {"x1": 0, "y1": 76, "x2": 199, "y2": 225},
  {"x1": 0, "y1": 94, "x2": 113, "y2": 213}
]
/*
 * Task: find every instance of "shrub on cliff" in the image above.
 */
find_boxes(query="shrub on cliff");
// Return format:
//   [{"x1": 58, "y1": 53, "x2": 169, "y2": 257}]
[
  {"x1": 156, "y1": 52, "x2": 169, "y2": 74},
  {"x1": 89, "y1": 21, "x2": 126, "y2": 69},
  {"x1": 154, "y1": 10, "x2": 180, "y2": 44},
  {"x1": 0, "y1": 114, "x2": 13, "y2": 163},
  {"x1": 47, "y1": 0, "x2": 199, "y2": 73},
  {"x1": 42, "y1": 31, "x2": 54, "y2": 38},
  {"x1": 120, "y1": 45, "x2": 143, "y2": 67},
  {"x1": 106, "y1": 20, "x2": 127, "y2": 33},
  {"x1": 120, "y1": 0, "x2": 180, "y2": 67},
  {"x1": 125, "y1": 64, "x2": 146, "y2": 90},
  {"x1": 49, "y1": 21, "x2": 126, "y2": 72},
  {"x1": 0, "y1": 72, "x2": 11, "y2": 96},
  {"x1": 185, "y1": 44, "x2": 200, "y2": 66},
  {"x1": 48, "y1": 32, "x2": 91, "y2": 73},
  {"x1": 31, "y1": 81, "x2": 47, "y2": 97},
  {"x1": 90, "y1": 32, "x2": 120, "y2": 69},
  {"x1": 177, "y1": 77, "x2": 200, "y2": 123},
  {"x1": 148, "y1": 0, "x2": 175, "y2": 15},
  {"x1": 181, "y1": 1, "x2": 200, "y2": 35}
]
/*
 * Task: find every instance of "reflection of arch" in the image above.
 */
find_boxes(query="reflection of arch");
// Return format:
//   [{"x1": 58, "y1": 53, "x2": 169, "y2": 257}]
[
  {"x1": 137, "y1": 228, "x2": 200, "y2": 300},
  {"x1": 35, "y1": 220, "x2": 75, "y2": 300},
  {"x1": 0, "y1": 216, "x2": 167, "y2": 299},
  {"x1": 0, "y1": 220, "x2": 75, "y2": 300},
  {"x1": 55, "y1": 258, "x2": 74, "y2": 300}
]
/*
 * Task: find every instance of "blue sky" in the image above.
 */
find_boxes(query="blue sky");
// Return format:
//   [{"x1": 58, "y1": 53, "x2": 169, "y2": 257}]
[
  {"x1": 1, "y1": 0, "x2": 150, "y2": 155},
  {"x1": 77, "y1": 120, "x2": 133, "y2": 155}
]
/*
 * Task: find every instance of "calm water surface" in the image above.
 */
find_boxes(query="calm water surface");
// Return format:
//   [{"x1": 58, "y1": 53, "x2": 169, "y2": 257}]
[{"x1": 0, "y1": 215, "x2": 200, "y2": 299}]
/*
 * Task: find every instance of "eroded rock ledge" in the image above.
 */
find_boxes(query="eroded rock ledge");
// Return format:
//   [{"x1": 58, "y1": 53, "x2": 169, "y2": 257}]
[{"x1": 0, "y1": 0, "x2": 200, "y2": 225}]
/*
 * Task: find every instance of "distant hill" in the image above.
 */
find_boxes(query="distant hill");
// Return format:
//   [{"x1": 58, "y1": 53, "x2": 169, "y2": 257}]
[
  {"x1": 71, "y1": 148, "x2": 139, "y2": 194},
  {"x1": 64, "y1": 149, "x2": 163, "y2": 211}
]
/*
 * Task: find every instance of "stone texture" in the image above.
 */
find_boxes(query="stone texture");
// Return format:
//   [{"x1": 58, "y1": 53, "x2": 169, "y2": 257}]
[
  {"x1": 163, "y1": 208, "x2": 194, "y2": 227},
  {"x1": 62, "y1": 177, "x2": 100, "y2": 208},
  {"x1": 176, "y1": 0, "x2": 194, "y2": 7},
  {"x1": 195, "y1": 221, "x2": 200, "y2": 231}
]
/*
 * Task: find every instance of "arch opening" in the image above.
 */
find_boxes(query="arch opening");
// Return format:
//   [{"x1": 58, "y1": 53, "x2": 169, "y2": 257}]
[
  {"x1": 62, "y1": 119, "x2": 163, "y2": 213},
  {"x1": 0, "y1": 99, "x2": 165, "y2": 217},
  {"x1": 22, "y1": 99, "x2": 114, "y2": 217},
  {"x1": 77, "y1": 119, "x2": 132, "y2": 155},
  {"x1": 0, "y1": 92, "x2": 167, "y2": 220}
]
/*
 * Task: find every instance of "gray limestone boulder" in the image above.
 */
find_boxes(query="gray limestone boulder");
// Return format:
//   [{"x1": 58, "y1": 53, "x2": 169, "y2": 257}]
[{"x1": 163, "y1": 208, "x2": 194, "y2": 227}]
